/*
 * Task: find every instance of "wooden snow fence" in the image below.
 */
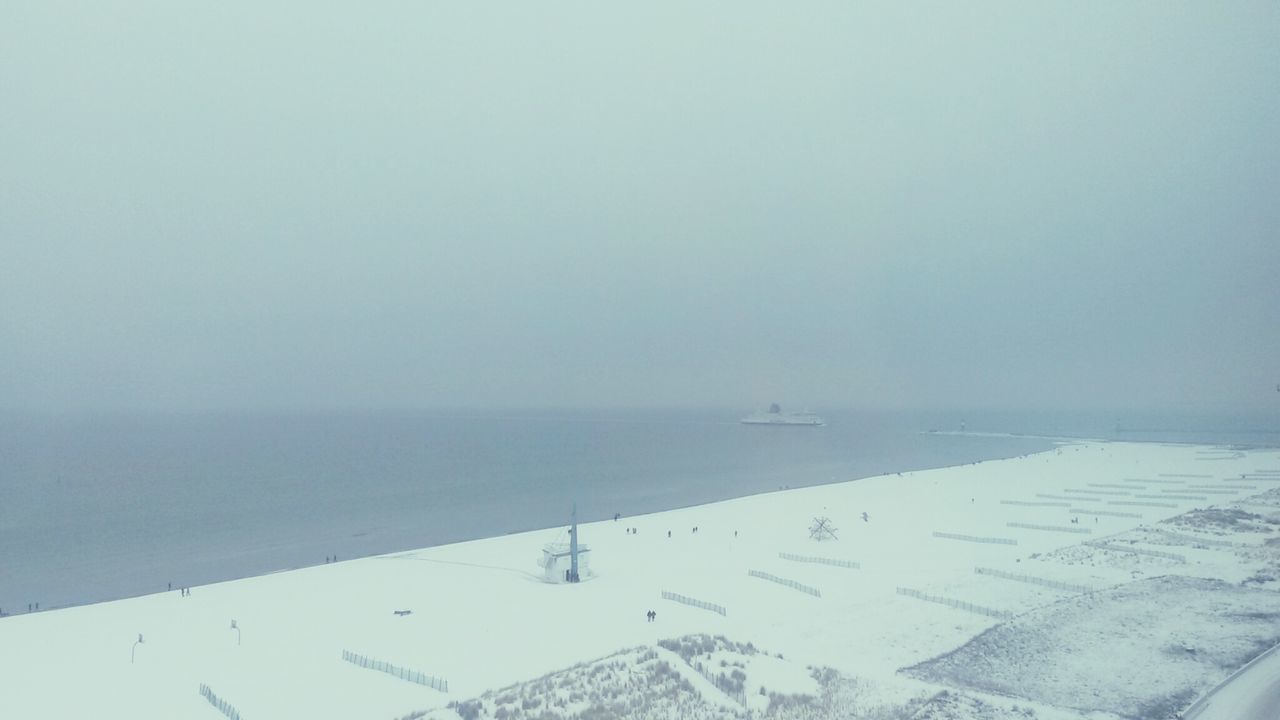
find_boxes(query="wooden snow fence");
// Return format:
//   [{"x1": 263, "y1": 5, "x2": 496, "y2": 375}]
[
  {"x1": 894, "y1": 587, "x2": 1010, "y2": 620},
  {"x1": 199, "y1": 684, "x2": 243, "y2": 720},
  {"x1": 342, "y1": 650, "x2": 448, "y2": 692},
  {"x1": 661, "y1": 590, "x2": 727, "y2": 616},
  {"x1": 747, "y1": 570, "x2": 821, "y2": 598}
]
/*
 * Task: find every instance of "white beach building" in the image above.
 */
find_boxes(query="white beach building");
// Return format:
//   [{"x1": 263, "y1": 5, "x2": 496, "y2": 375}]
[{"x1": 538, "y1": 542, "x2": 591, "y2": 583}]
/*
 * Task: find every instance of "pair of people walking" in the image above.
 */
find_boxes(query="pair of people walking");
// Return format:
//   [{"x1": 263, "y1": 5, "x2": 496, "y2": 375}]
[{"x1": 645, "y1": 609, "x2": 657, "y2": 622}]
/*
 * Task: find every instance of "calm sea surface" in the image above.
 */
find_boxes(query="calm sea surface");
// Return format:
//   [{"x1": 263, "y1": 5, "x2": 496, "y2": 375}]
[{"x1": 1, "y1": 408, "x2": 1275, "y2": 613}]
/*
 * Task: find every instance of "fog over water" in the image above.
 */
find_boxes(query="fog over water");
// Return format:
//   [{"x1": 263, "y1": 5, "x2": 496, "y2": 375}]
[{"x1": 2, "y1": 3, "x2": 1277, "y2": 417}]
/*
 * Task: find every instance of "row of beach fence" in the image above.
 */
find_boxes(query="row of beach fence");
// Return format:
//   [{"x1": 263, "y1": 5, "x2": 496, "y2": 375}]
[
  {"x1": 895, "y1": 566, "x2": 1108, "y2": 619},
  {"x1": 1006, "y1": 522, "x2": 1091, "y2": 535},
  {"x1": 199, "y1": 684, "x2": 243, "y2": 720},
  {"x1": 895, "y1": 587, "x2": 1011, "y2": 620},
  {"x1": 661, "y1": 590, "x2": 727, "y2": 616},
  {"x1": 973, "y1": 567, "x2": 1093, "y2": 594},
  {"x1": 660, "y1": 553, "x2": 857, "y2": 614},
  {"x1": 778, "y1": 470, "x2": 1266, "y2": 619},
  {"x1": 195, "y1": 652, "x2": 445, "y2": 720},
  {"x1": 748, "y1": 569, "x2": 821, "y2": 597},
  {"x1": 662, "y1": 508, "x2": 1215, "y2": 622},
  {"x1": 342, "y1": 649, "x2": 448, "y2": 692},
  {"x1": 778, "y1": 552, "x2": 861, "y2": 569},
  {"x1": 932, "y1": 531, "x2": 1017, "y2": 546},
  {"x1": 1085, "y1": 541, "x2": 1186, "y2": 563}
]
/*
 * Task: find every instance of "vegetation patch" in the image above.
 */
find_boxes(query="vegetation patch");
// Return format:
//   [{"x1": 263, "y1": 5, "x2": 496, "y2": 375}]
[
  {"x1": 904, "y1": 576, "x2": 1280, "y2": 719},
  {"x1": 425, "y1": 636, "x2": 951, "y2": 720}
]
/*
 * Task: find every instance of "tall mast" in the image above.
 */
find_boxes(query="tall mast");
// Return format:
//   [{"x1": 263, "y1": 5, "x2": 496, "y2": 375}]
[{"x1": 569, "y1": 502, "x2": 579, "y2": 582}]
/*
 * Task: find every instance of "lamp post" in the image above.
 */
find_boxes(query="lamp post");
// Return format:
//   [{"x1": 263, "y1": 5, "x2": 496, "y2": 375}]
[
  {"x1": 132, "y1": 633, "x2": 143, "y2": 664},
  {"x1": 230, "y1": 619, "x2": 240, "y2": 646}
]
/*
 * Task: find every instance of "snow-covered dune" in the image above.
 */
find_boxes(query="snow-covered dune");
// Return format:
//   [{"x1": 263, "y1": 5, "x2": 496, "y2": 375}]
[{"x1": 2, "y1": 441, "x2": 1277, "y2": 719}]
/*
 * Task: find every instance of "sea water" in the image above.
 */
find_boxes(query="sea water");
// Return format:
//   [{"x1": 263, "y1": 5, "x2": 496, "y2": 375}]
[{"x1": 0, "y1": 408, "x2": 1273, "y2": 613}]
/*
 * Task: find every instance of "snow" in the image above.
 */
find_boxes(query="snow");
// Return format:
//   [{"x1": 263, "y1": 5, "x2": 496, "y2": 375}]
[
  {"x1": 906, "y1": 575, "x2": 1280, "y2": 718},
  {"x1": 1, "y1": 442, "x2": 1278, "y2": 719},
  {"x1": 1191, "y1": 642, "x2": 1280, "y2": 720}
]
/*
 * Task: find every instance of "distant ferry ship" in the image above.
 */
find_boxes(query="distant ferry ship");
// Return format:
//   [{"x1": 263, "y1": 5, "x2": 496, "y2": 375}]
[{"x1": 740, "y1": 403, "x2": 825, "y2": 426}]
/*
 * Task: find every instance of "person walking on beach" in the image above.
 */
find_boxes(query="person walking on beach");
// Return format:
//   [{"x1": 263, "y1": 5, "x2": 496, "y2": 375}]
[{"x1": 861, "y1": 511, "x2": 869, "y2": 522}]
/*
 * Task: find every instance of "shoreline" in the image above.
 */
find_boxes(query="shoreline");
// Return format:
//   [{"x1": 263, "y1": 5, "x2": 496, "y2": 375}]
[
  {"x1": 1, "y1": 426, "x2": 1056, "y2": 616},
  {"x1": 4, "y1": 440, "x2": 1280, "y2": 719},
  {"x1": 0, "y1": 432, "x2": 1261, "y2": 618}
]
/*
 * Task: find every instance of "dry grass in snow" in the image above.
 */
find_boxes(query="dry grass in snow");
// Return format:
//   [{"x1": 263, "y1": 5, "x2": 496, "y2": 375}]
[{"x1": 905, "y1": 576, "x2": 1280, "y2": 719}]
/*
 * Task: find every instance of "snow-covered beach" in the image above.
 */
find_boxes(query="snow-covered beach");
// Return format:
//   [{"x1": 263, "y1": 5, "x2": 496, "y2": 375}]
[{"x1": 3, "y1": 441, "x2": 1278, "y2": 720}]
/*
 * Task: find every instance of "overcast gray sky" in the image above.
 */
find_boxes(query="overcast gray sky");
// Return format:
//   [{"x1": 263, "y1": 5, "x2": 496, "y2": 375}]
[{"x1": 2, "y1": 2, "x2": 1277, "y2": 414}]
